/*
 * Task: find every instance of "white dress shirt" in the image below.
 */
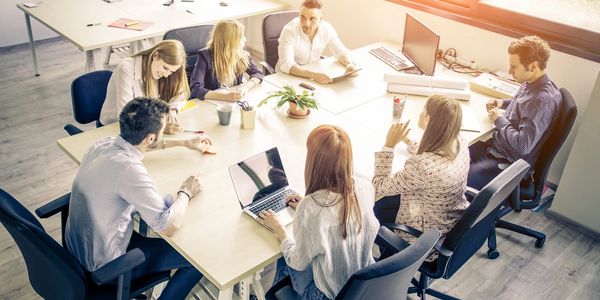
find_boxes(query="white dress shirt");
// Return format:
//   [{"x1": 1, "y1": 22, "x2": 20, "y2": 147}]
[
  {"x1": 276, "y1": 17, "x2": 350, "y2": 74},
  {"x1": 100, "y1": 56, "x2": 185, "y2": 125},
  {"x1": 65, "y1": 136, "x2": 175, "y2": 272}
]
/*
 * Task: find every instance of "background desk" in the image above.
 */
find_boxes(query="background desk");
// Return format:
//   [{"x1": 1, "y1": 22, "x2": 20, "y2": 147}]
[{"x1": 17, "y1": 0, "x2": 287, "y2": 75}]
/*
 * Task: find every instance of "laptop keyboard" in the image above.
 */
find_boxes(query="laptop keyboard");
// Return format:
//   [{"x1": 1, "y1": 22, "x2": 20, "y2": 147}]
[
  {"x1": 369, "y1": 47, "x2": 409, "y2": 71},
  {"x1": 249, "y1": 189, "x2": 295, "y2": 215}
]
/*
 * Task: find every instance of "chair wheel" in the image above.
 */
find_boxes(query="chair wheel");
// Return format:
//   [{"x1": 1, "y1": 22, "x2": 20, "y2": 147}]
[
  {"x1": 535, "y1": 237, "x2": 545, "y2": 248},
  {"x1": 487, "y1": 249, "x2": 500, "y2": 259}
]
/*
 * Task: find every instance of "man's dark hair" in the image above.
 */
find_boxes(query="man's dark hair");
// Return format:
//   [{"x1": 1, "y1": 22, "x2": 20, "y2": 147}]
[{"x1": 119, "y1": 97, "x2": 169, "y2": 145}]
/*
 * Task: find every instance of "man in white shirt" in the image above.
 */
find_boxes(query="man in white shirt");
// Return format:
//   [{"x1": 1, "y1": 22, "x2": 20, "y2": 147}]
[
  {"x1": 276, "y1": 0, "x2": 358, "y2": 84},
  {"x1": 66, "y1": 98, "x2": 210, "y2": 299}
]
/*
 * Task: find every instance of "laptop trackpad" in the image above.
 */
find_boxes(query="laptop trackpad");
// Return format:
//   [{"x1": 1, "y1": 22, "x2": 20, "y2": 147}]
[{"x1": 278, "y1": 207, "x2": 295, "y2": 226}]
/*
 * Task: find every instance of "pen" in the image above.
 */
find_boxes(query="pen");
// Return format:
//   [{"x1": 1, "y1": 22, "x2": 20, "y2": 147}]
[
  {"x1": 460, "y1": 128, "x2": 481, "y2": 133},
  {"x1": 186, "y1": 9, "x2": 194, "y2": 14},
  {"x1": 124, "y1": 21, "x2": 139, "y2": 27},
  {"x1": 184, "y1": 130, "x2": 205, "y2": 134},
  {"x1": 86, "y1": 23, "x2": 101, "y2": 27}
]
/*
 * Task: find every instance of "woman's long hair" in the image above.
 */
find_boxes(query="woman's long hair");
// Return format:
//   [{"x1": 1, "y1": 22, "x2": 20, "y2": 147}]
[
  {"x1": 207, "y1": 19, "x2": 250, "y2": 87},
  {"x1": 417, "y1": 94, "x2": 463, "y2": 159},
  {"x1": 305, "y1": 125, "x2": 362, "y2": 239},
  {"x1": 134, "y1": 40, "x2": 190, "y2": 103}
]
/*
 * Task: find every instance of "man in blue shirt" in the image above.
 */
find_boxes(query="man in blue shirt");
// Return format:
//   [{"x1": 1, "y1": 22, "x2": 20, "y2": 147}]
[
  {"x1": 468, "y1": 36, "x2": 561, "y2": 189},
  {"x1": 66, "y1": 98, "x2": 211, "y2": 299}
]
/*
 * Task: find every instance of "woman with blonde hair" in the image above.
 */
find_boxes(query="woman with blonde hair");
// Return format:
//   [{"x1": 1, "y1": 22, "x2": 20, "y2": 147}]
[
  {"x1": 190, "y1": 19, "x2": 263, "y2": 101},
  {"x1": 372, "y1": 94, "x2": 470, "y2": 243},
  {"x1": 100, "y1": 39, "x2": 190, "y2": 134},
  {"x1": 260, "y1": 125, "x2": 379, "y2": 300}
]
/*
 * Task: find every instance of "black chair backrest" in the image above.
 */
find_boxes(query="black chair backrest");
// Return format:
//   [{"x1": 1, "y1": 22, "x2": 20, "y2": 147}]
[
  {"x1": 0, "y1": 189, "x2": 88, "y2": 300},
  {"x1": 336, "y1": 229, "x2": 441, "y2": 299},
  {"x1": 164, "y1": 24, "x2": 214, "y2": 80},
  {"x1": 71, "y1": 70, "x2": 112, "y2": 125},
  {"x1": 441, "y1": 160, "x2": 530, "y2": 278},
  {"x1": 262, "y1": 11, "x2": 298, "y2": 71},
  {"x1": 530, "y1": 88, "x2": 577, "y2": 201}
]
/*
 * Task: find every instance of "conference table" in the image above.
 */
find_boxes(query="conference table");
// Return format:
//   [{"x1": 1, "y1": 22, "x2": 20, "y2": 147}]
[
  {"x1": 55, "y1": 42, "x2": 496, "y2": 299},
  {"x1": 17, "y1": 0, "x2": 288, "y2": 75}
]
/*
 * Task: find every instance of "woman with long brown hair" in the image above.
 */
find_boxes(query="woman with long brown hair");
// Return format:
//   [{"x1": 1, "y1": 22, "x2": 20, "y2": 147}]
[
  {"x1": 100, "y1": 40, "x2": 190, "y2": 134},
  {"x1": 372, "y1": 94, "x2": 470, "y2": 243},
  {"x1": 260, "y1": 125, "x2": 379, "y2": 300},
  {"x1": 190, "y1": 19, "x2": 263, "y2": 101}
]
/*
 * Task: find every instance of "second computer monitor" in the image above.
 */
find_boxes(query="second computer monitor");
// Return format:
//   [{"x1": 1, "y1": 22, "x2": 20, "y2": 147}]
[{"x1": 402, "y1": 13, "x2": 440, "y2": 76}]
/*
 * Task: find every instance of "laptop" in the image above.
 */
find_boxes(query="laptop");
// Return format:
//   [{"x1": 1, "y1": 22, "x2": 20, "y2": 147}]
[{"x1": 228, "y1": 147, "x2": 297, "y2": 226}]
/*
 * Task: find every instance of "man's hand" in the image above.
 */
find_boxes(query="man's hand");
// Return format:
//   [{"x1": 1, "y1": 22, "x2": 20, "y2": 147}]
[
  {"x1": 285, "y1": 194, "x2": 303, "y2": 209},
  {"x1": 488, "y1": 108, "x2": 503, "y2": 122},
  {"x1": 179, "y1": 175, "x2": 202, "y2": 199},
  {"x1": 486, "y1": 98, "x2": 503, "y2": 112},
  {"x1": 310, "y1": 71, "x2": 333, "y2": 85},
  {"x1": 184, "y1": 135, "x2": 213, "y2": 152},
  {"x1": 345, "y1": 63, "x2": 359, "y2": 77},
  {"x1": 258, "y1": 209, "x2": 287, "y2": 241},
  {"x1": 384, "y1": 121, "x2": 411, "y2": 148}
]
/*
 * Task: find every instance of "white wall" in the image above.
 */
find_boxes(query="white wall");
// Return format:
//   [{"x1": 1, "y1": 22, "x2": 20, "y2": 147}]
[
  {"x1": 0, "y1": 1, "x2": 58, "y2": 47},
  {"x1": 551, "y1": 72, "x2": 600, "y2": 232},
  {"x1": 318, "y1": 0, "x2": 600, "y2": 185}
]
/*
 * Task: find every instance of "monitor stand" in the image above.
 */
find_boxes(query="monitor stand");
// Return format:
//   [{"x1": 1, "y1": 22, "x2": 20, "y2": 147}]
[{"x1": 403, "y1": 66, "x2": 423, "y2": 75}]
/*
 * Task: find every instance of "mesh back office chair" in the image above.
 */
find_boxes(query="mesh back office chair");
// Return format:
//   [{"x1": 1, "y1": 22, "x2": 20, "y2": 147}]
[
  {"x1": 260, "y1": 11, "x2": 298, "y2": 75},
  {"x1": 64, "y1": 70, "x2": 112, "y2": 136},
  {"x1": 163, "y1": 24, "x2": 214, "y2": 82},
  {"x1": 378, "y1": 160, "x2": 530, "y2": 300},
  {"x1": 487, "y1": 88, "x2": 578, "y2": 258},
  {"x1": 266, "y1": 228, "x2": 441, "y2": 300},
  {"x1": 0, "y1": 188, "x2": 170, "y2": 300}
]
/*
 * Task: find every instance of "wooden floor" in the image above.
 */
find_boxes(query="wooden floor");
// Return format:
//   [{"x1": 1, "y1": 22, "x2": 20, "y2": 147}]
[{"x1": 0, "y1": 38, "x2": 599, "y2": 300}]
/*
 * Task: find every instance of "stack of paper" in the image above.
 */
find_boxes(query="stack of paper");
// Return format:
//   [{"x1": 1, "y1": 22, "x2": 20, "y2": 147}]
[{"x1": 384, "y1": 73, "x2": 471, "y2": 100}]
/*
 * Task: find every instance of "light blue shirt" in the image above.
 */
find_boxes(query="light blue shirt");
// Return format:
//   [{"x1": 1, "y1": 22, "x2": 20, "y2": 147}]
[{"x1": 65, "y1": 136, "x2": 174, "y2": 272}]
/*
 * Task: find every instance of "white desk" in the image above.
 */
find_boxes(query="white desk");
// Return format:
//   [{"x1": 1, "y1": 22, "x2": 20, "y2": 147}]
[{"x1": 17, "y1": 0, "x2": 287, "y2": 75}]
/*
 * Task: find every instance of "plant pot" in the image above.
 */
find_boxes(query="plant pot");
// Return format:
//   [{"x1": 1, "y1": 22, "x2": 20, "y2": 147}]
[{"x1": 288, "y1": 101, "x2": 309, "y2": 116}]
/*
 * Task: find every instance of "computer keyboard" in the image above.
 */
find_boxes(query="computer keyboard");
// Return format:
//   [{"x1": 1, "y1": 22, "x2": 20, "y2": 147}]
[
  {"x1": 369, "y1": 47, "x2": 409, "y2": 71},
  {"x1": 249, "y1": 189, "x2": 295, "y2": 215}
]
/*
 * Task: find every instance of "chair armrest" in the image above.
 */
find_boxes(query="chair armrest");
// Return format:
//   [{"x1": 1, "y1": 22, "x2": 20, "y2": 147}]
[
  {"x1": 433, "y1": 237, "x2": 453, "y2": 258},
  {"x1": 91, "y1": 248, "x2": 146, "y2": 285},
  {"x1": 259, "y1": 61, "x2": 275, "y2": 75},
  {"x1": 465, "y1": 186, "x2": 480, "y2": 198},
  {"x1": 375, "y1": 226, "x2": 410, "y2": 253},
  {"x1": 35, "y1": 194, "x2": 70, "y2": 219},
  {"x1": 381, "y1": 222, "x2": 423, "y2": 237}
]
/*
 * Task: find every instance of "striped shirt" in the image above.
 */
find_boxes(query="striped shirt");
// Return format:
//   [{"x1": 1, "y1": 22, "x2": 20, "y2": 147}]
[
  {"x1": 280, "y1": 177, "x2": 379, "y2": 299},
  {"x1": 492, "y1": 74, "x2": 561, "y2": 164}
]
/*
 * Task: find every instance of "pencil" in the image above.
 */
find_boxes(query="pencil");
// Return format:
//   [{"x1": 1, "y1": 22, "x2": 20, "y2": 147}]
[{"x1": 124, "y1": 21, "x2": 139, "y2": 27}]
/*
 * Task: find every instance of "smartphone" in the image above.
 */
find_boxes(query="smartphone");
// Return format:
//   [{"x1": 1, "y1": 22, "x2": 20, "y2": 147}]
[{"x1": 299, "y1": 82, "x2": 315, "y2": 91}]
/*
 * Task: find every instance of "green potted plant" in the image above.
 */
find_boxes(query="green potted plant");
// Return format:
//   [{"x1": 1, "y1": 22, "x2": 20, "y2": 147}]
[{"x1": 259, "y1": 85, "x2": 318, "y2": 117}]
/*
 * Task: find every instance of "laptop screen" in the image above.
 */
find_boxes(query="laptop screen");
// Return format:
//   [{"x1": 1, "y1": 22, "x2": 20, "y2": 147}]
[{"x1": 228, "y1": 147, "x2": 289, "y2": 208}]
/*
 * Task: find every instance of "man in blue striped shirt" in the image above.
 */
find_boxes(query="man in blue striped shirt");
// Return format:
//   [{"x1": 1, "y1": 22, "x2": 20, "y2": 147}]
[{"x1": 468, "y1": 36, "x2": 561, "y2": 189}]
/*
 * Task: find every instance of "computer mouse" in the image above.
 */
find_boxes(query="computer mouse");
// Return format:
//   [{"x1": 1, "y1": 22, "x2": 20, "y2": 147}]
[{"x1": 219, "y1": 1, "x2": 228, "y2": 6}]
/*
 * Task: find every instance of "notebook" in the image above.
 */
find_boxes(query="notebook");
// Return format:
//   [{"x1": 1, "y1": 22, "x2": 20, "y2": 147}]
[
  {"x1": 330, "y1": 68, "x2": 362, "y2": 82},
  {"x1": 228, "y1": 147, "x2": 297, "y2": 226},
  {"x1": 108, "y1": 18, "x2": 153, "y2": 31}
]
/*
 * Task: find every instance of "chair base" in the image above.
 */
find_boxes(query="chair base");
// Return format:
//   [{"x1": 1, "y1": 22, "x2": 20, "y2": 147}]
[
  {"x1": 409, "y1": 275, "x2": 461, "y2": 300},
  {"x1": 496, "y1": 219, "x2": 546, "y2": 248}
]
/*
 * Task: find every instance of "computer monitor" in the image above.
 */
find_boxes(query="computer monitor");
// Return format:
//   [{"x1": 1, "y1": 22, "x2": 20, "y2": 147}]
[{"x1": 402, "y1": 13, "x2": 440, "y2": 76}]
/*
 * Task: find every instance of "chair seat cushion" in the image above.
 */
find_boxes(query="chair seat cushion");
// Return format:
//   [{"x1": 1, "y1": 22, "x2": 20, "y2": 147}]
[{"x1": 519, "y1": 177, "x2": 535, "y2": 200}]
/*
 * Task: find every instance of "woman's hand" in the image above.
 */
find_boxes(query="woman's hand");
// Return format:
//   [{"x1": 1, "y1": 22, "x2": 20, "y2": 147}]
[
  {"x1": 164, "y1": 111, "x2": 183, "y2": 134},
  {"x1": 285, "y1": 194, "x2": 303, "y2": 209},
  {"x1": 258, "y1": 209, "x2": 287, "y2": 241},
  {"x1": 384, "y1": 121, "x2": 411, "y2": 148},
  {"x1": 184, "y1": 135, "x2": 214, "y2": 153}
]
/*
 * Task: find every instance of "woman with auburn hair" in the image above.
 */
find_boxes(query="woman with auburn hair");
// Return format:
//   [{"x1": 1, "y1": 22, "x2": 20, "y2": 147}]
[
  {"x1": 190, "y1": 19, "x2": 263, "y2": 101},
  {"x1": 260, "y1": 125, "x2": 379, "y2": 300},
  {"x1": 372, "y1": 94, "x2": 470, "y2": 243},
  {"x1": 100, "y1": 40, "x2": 190, "y2": 133}
]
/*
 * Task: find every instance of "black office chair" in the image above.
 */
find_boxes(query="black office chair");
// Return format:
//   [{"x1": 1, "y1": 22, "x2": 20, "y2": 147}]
[
  {"x1": 64, "y1": 70, "x2": 112, "y2": 136},
  {"x1": 378, "y1": 159, "x2": 530, "y2": 300},
  {"x1": 265, "y1": 228, "x2": 441, "y2": 300},
  {"x1": 487, "y1": 88, "x2": 578, "y2": 258},
  {"x1": 0, "y1": 188, "x2": 171, "y2": 300},
  {"x1": 163, "y1": 24, "x2": 214, "y2": 82},
  {"x1": 260, "y1": 10, "x2": 298, "y2": 75}
]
